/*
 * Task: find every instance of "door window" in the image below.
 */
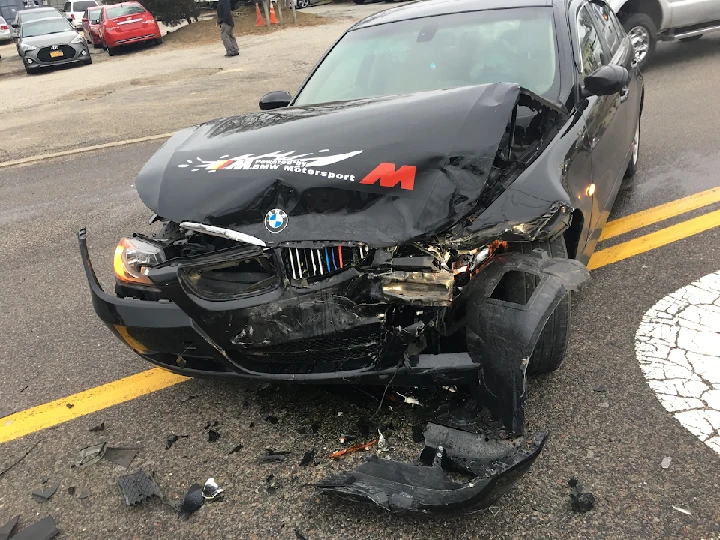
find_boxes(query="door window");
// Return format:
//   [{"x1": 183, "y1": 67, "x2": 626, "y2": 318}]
[{"x1": 577, "y1": 4, "x2": 608, "y2": 76}]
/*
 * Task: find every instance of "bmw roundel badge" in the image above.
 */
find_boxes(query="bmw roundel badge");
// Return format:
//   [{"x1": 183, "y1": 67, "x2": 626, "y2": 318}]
[{"x1": 264, "y1": 208, "x2": 288, "y2": 234}]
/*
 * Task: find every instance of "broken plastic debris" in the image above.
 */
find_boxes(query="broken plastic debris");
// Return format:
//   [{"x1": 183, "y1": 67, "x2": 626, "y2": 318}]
[
  {"x1": 202, "y1": 478, "x2": 224, "y2": 501},
  {"x1": 338, "y1": 435, "x2": 356, "y2": 444},
  {"x1": 180, "y1": 483, "x2": 204, "y2": 517},
  {"x1": 180, "y1": 394, "x2": 199, "y2": 403},
  {"x1": 103, "y1": 446, "x2": 141, "y2": 469},
  {"x1": 329, "y1": 440, "x2": 377, "y2": 459},
  {"x1": 117, "y1": 470, "x2": 162, "y2": 506},
  {"x1": 166, "y1": 434, "x2": 188, "y2": 450},
  {"x1": 568, "y1": 478, "x2": 596, "y2": 513},
  {"x1": 76, "y1": 442, "x2": 106, "y2": 468},
  {"x1": 31, "y1": 481, "x2": 59, "y2": 503},
  {"x1": 300, "y1": 450, "x2": 315, "y2": 467},
  {"x1": 661, "y1": 457, "x2": 672, "y2": 469},
  {"x1": 593, "y1": 385, "x2": 607, "y2": 393},
  {"x1": 67, "y1": 486, "x2": 76, "y2": 496},
  {"x1": 442, "y1": 386, "x2": 457, "y2": 393},
  {"x1": 377, "y1": 430, "x2": 389, "y2": 453},
  {"x1": 10, "y1": 515, "x2": 59, "y2": 540},
  {"x1": 265, "y1": 415, "x2": 279, "y2": 424},
  {"x1": 89, "y1": 422, "x2": 105, "y2": 432},
  {"x1": 0, "y1": 515, "x2": 19, "y2": 540},
  {"x1": 208, "y1": 429, "x2": 221, "y2": 443},
  {"x1": 672, "y1": 505, "x2": 691, "y2": 515},
  {"x1": 66, "y1": 403, "x2": 74, "y2": 409},
  {"x1": 261, "y1": 449, "x2": 291, "y2": 463},
  {"x1": 396, "y1": 392, "x2": 422, "y2": 406}
]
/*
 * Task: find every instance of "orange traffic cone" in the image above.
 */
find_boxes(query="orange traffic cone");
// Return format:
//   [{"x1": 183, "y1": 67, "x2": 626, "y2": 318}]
[
  {"x1": 269, "y1": 1, "x2": 278, "y2": 24},
  {"x1": 255, "y1": 2, "x2": 265, "y2": 26}
]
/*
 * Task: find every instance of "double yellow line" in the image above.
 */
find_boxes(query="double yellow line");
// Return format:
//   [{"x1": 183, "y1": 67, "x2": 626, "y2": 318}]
[{"x1": 2, "y1": 187, "x2": 720, "y2": 445}]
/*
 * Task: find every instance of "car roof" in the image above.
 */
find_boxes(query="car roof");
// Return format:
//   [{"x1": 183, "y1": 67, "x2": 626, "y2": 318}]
[
  {"x1": 354, "y1": 0, "x2": 554, "y2": 29},
  {"x1": 19, "y1": 7, "x2": 59, "y2": 14}
]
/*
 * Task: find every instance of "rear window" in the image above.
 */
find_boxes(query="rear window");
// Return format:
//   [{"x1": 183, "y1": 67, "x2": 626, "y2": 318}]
[
  {"x1": 64, "y1": 2, "x2": 71, "y2": 11},
  {"x1": 73, "y1": 1, "x2": 98, "y2": 11},
  {"x1": 21, "y1": 18, "x2": 72, "y2": 37},
  {"x1": 106, "y1": 5, "x2": 146, "y2": 19},
  {"x1": 89, "y1": 9, "x2": 101, "y2": 23}
]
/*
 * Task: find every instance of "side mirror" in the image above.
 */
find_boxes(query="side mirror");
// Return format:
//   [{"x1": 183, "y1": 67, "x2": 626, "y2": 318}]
[
  {"x1": 259, "y1": 91, "x2": 292, "y2": 111},
  {"x1": 11, "y1": 22, "x2": 19, "y2": 28},
  {"x1": 582, "y1": 65, "x2": 629, "y2": 98}
]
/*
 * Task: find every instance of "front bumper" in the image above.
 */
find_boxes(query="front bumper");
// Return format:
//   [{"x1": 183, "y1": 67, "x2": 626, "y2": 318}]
[
  {"x1": 24, "y1": 43, "x2": 89, "y2": 69},
  {"x1": 78, "y1": 229, "x2": 480, "y2": 386}
]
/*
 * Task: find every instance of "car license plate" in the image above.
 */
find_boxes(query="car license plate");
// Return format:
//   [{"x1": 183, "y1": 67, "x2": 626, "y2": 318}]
[{"x1": 50, "y1": 51, "x2": 63, "y2": 58}]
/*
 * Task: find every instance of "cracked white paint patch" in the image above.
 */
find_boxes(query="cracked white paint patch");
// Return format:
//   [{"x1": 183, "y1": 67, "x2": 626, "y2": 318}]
[{"x1": 636, "y1": 271, "x2": 720, "y2": 456}]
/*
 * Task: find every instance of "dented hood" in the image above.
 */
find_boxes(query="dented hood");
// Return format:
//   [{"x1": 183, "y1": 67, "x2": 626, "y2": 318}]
[{"x1": 137, "y1": 83, "x2": 544, "y2": 246}]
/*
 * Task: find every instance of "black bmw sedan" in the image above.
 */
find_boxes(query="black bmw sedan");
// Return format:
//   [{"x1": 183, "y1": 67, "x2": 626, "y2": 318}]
[{"x1": 79, "y1": 0, "x2": 643, "y2": 513}]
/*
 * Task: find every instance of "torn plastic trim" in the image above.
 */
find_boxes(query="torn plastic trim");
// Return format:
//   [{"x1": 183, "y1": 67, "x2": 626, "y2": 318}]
[
  {"x1": 317, "y1": 421, "x2": 547, "y2": 513},
  {"x1": 179, "y1": 222, "x2": 267, "y2": 248},
  {"x1": 465, "y1": 252, "x2": 590, "y2": 435}
]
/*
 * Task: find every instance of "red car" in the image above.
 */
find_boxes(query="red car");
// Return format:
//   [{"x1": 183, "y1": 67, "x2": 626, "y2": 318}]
[
  {"x1": 98, "y1": 1, "x2": 162, "y2": 56},
  {"x1": 82, "y1": 6, "x2": 103, "y2": 48}
]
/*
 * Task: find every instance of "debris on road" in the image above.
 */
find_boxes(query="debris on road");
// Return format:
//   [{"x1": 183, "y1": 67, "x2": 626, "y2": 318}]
[
  {"x1": 75, "y1": 442, "x2": 106, "y2": 468},
  {"x1": 66, "y1": 403, "x2": 74, "y2": 409},
  {"x1": 593, "y1": 385, "x2": 607, "y2": 393},
  {"x1": 672, "y1": 505, "x2": 691, "y2": 515},
  {"x1": 412, "y1": 425, "x2": 425, "y2": 443},
  {"x1": 329, "y1": 440, "x2": 377, "y2": 459},
  {"x1": 89, "y1": 422, "x2": 105, "y2": 432},
  {"x1": 266, "y1": 474, "x2": 278, "y2": 494},
  {"x1": 661, "y1": 457, "x2": 672, "y2": 469},
  {"x1": 103, "y1": 446, "x2": 141, "y2": 469},
  {"x1": 117, "y1": 470, "x2": 162, "y2": 506},
  {"x1": 0, "y1": 515, "x2": 19, "y2": 540},
  {"x1": 10, "y1": 515, "x2": 59, "y2": 540},
  {"x1": 31, "y1": 481, "x2": 60, "y2": 503},
  {"x1": 180, "y1": 395, "x2": 199, "y2": 403},
  {"x1": 229, "y1": 443, "x2": 244, "y2": 454},
  {"x1": 265, "y1": 415, "x2": 279, "y2": 424},
  {"x1": 568, "y1": 478, "x2": 596, "y2": 513},
  {"x1": 261, "y1": 449, "x2": 291, "y2": 463},
  {"x1": 0, "y1": 441, "x2": 40, "y2": 480},
  {"x1": 180, "y1": 483, "x2": 204, "y2": 518},
  {"x1": 208, "y1": 428, "x2": 221, "y2": 443},
  {"x1": 377, "y1": 430, "x2": 389, "y2": 453},
  {"x1": 396, "y1": 392, "x2": 422, "y2": 406},
  {"x1": 166, "y1": 434, "x2": 188, "y2": 450},
  {"x1": 202, "y1": 478, "x2": 224, "y2": 501},
  {"x1": 299, "y1": 450, "x2": 315, "y2": 467},
  {"x1": 295, "y1": 528, "x2": 308, "y2": 540},
  {"x1": 338, "y1": 435, "x2": 355, "y2": 444}
]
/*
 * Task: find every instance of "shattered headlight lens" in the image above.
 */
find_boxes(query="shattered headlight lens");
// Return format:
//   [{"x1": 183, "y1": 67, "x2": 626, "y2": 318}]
[
  {"x1": 19, "y1": 43, "x2": 37, "y2": 52},
  {"x1": 113, "y1": 237, "x2": 165, "y2": 285},
  {"x1": 70, "y1": 35, "x2": 85, "y2": 44}
]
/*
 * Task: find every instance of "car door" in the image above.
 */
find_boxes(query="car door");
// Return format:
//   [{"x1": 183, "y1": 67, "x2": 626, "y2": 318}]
[
  {"x1": 575, "y1": 2, "x2": 628, "y2": 231},
  {"x1": 666, "y1": 0, "x2": 717, "y2": 28}
]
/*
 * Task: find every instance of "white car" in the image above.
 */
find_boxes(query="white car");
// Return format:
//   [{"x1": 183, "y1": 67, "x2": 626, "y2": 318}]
[
  {"x1": 0, "y1": 16, "x2": 11, "y2": 42},
  {"x1": 63, "y1": 0, "x2": 98, "y2": 30}
]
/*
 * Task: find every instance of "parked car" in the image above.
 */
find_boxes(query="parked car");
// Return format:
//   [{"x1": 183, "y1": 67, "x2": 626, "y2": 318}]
[
  {"x1": 98, "y1": 2, "x2": 161, "y2": 56},
  {"x1": 10, "y1": 6, "x2": 63, "y2": 42},
  {"x1": 63, "y1": 0, "x2": 98, "y2": 30},
  {"x1": 0, "y1": 15, "x2": 11, "y2": 42},
  {"x1": 18, "y1": 16, "x2": 91, "y2": 74},
  {"x1": 81, "y1": 5, "x2": 101, "y2": 47},
  {"x1": 611, "y1": 0, "x2": 720, "y2": 68},
  {"x1": 79, "y1": 0, "x2": 642, "y2": 515}
]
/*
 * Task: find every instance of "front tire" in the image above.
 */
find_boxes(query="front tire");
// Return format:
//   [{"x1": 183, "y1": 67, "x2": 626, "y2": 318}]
[
  {"x1": 154, "y1": 36, "x2": 163, "y2": 45},
  {"x1": 621, "y1": 13, "x2": 657, "y2": 70},
  {"x1": 508, "y1": 236, "x2": 571, "y2": 375},
  {"x1": 106, "y1": 43, "x2": 116, "y2": 56}
]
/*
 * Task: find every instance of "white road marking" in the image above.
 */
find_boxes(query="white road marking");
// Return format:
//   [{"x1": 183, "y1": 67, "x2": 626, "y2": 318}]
[{"x1": 635, "y1": 271, "x2": 720, "y2": 456}]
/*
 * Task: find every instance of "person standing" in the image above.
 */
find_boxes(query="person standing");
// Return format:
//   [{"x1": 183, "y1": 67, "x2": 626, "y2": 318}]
[{"x1": 217, "y1": 0, "x2": 239, "y2": 57}]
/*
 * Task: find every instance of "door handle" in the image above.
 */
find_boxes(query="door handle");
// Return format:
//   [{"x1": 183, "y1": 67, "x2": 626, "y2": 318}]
[{"x1": 619, "y1": 87, "x2": 629, "y2": 103}]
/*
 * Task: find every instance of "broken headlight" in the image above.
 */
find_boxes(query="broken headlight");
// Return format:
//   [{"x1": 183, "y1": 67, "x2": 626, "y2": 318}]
[{"x1": 114, "y1": 237, "x2": 166, "y2": 286}]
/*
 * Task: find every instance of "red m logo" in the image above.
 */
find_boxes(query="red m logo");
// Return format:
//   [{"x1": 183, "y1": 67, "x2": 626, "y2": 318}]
[{"x1": 359, "y1": 163, "x2": 417, "y2": 191}]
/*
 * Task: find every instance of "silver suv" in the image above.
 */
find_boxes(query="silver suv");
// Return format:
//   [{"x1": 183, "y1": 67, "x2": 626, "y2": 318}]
[{"x1": 18, "y1": 16, "x2": 91, "y2": 74}]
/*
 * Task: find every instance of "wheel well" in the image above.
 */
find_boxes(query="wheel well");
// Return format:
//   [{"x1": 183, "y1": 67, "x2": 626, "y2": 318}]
[
  {"x1": 563, "y1": 209, "x2": 584, "y2": 260},
  {"x1": 618, "y1": 0, "x2": 663, "y2": 32}
]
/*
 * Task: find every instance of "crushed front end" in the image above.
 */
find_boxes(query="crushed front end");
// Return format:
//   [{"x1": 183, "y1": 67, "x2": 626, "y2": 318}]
[{"x1": 79, "y1": 83, "x2": 591, "y2": 513}]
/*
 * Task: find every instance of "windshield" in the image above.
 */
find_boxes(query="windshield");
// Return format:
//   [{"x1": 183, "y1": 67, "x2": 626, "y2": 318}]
[
  {"x1": 73, "y1": 1, "x2": 98, "y2": 11},
  {"x1": 20, "y1": 10, "x2": 60, "y2": 23},
  {"x1": 106, "y1": 5, "x2": 146, "y2": 18},
  {"x1": 22, "y1": 18, "x2": 72, "y2": 37},
  {"x1": 294, "y1": 8, "x2": 559, "y2": 106}
]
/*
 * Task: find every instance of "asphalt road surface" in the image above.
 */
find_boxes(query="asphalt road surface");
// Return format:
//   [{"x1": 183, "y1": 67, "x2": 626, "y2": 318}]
[{"x1": 2, "y1": 21, "x2": 720, "y2": 540}]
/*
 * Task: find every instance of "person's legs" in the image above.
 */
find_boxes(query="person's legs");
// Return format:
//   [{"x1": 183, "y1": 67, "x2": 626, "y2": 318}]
[{"x1": 220, "y1": 24, "x2": 238, "y2": 56}]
